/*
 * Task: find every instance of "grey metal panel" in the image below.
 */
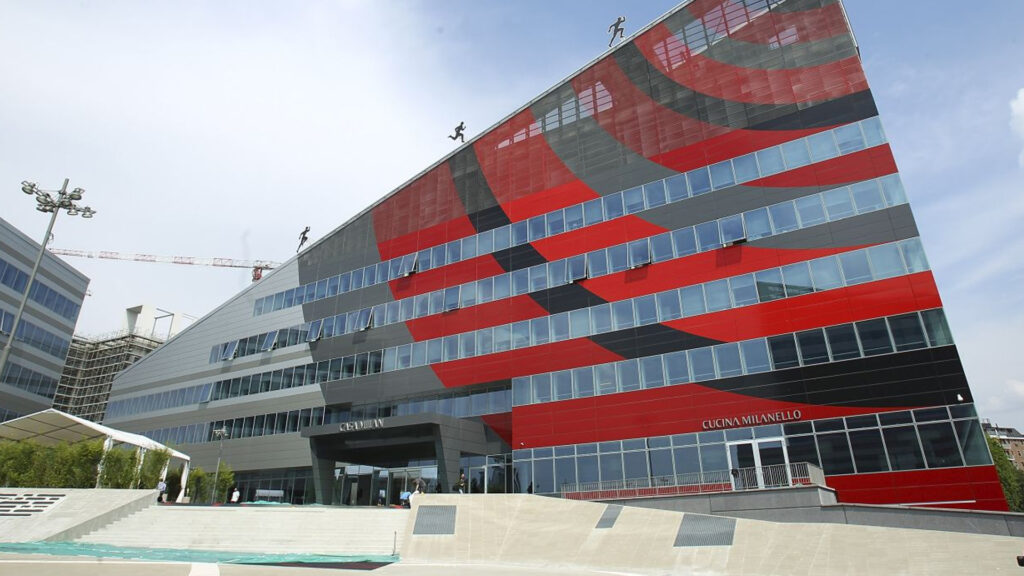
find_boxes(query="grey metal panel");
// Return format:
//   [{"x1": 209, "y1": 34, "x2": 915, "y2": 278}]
[
  {"x1": 595, "y1": 505, "x2": 622, "y2": 529},
  {"x1": 752, "y1": 204, "x2": 918, "y2": 250},
  {"x1": 638, "y1": 184, "x2": 824, "y2": 231},
  {"x1": 674, "y1": 514, "x2": 736, "y2": 547},
  {"x1": 413, "y1": 505, "x2": 457, "y2": 535},
  {"x1": 301, "y1": 283, "x2": 395, "y2": 327},
  {"x1": 321, "y1": 365, "x2": 444, "y2": 406},
  {"x1": 309, "y1": 321, "x2": 415, "y2": 362},
  {"x1": 297, "y1": 214, "x2": 380, "y2": 286}
]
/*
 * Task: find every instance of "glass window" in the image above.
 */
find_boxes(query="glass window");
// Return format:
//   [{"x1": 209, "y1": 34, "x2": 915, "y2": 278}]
[
  {"x1": 918, "y1": 422, "x2": 964, "y2": 468},
  {"x1": 617, "y1": 360, "x2": 641, "y2": 392},
  {"x1": 816, "y1": 432, "x2": 855, "y2": 475},
  {"x1": 689, "y1": 348, "x2": 716, "y2": 381},
  {"x1": 553, "y1": 370, "x2": 573, "y2": 401},
  {"x1": 756, "y1": 146, "x2": 785, "y2": 176},
  {"x1": 656, "y1": 290, "x2": 682, "y2": 321},
  {"x1": 599, "y1": 453, "x2": 624, "y2": 484},
  {"x1": 696, "y1": 221, "x2": 721, "y2": 252},
  {"x1": 850, "y1": 181, "x2": 885, "y2": 213},
  {"x1": 714, "y1": 343, "x2": 743, "y2": 378},
  {"x1": 768, "y1": 202, "x2": 799, "y2": 233},
  {"x1": 577, "y1": 306, "x2": 598, "y2": 336},
  {"x1": 848, "y1": 429, "x2": 889, "y2": 473},
  {"x1": 888, "y1": 313, "x2": 927, "y2": 351},
  {"x1": 493, "y1": 324, "x2": 511, "y2": 352},
  {"x1": 955, "y1": 419, "x2": 992, "y2": 466},
  {"x1": 699, "y1": 443, "x2": 729, "y2": 472},
  {"x1": 573, "y1": 366, "x2": 595, "y2": 397},
  {"x1": 532, "y1": 374, "x2": 552, "y2": 404},
  {"x1": 429, "y1": 290, "x2": 444, "y2": 315},
  {"x1": 729, "y1": 274, "x2": 758, "y2": 307},
  {"x1": 603, "y1": 193, "x2": 625, "y2": 220},
  {"x1": 839, "y1": 250, "x2": 873, "y2": 284},
  {"x1": 809, "y1": 257, "x2": 843, "y2": 291},
  {"x1": 720, "y1": 214, "x2": 745, "y2": 244},
  {"x1": 512, "y1": 377, "x2": 531, "y2": 406},
  {"x1": 743, "y1": 207, "x2": 772, "y2": 240},
  {"x1": 511, "y1": 321, "x2": 531, "y2": 349},
  {"x1": 529, "y1": 264, "x2": 547, "y2": 292},
  {"x1": 583, "y1": 198, "x2": 604, "y2": 225},
  {"x1": 921, "y1": 309, "x2": 953, "y2": 346},
  {"x1": 634, "y1": 294, "x2": 658, "y2": 325},
  {"x1": 564, "y1": 205, "x2": 584, "y2": 231},
  {"x1": 493, "y1": 274, "x2": 511, "y2": 300},
  {"x1": 595, "y1": 363, "x2": 617, "y2": 395},
  {"x1": 860, "y1": 117, "x2": 886, "y2": 146},
  {"x1": 478, "y1": 229, "x2": 494, "y2": 255},
  {"x1": 664, "y1": 350, "x2": 689, "y2": 385},
  {"x1": 587, "y1": 249, "x2": 609, "y2": 278},
  {"x1": 709, "y1": 160, "x2": 735, "y2": 189},
  {"x1": 665, "y1": 174, "x2": 688, "y2": 202},
  {"x1": 644, "y1": 180, "x2": 667, "y2": 208},
  {"x1": 781, "y1": 139, "x2": 811, "y2": 169},
  {"x1": 823, "y1": 187, "x2": 855, "y2": 220},
  {"x1": 602, "y1": 243, "x2": 626, "y2": 272},
  {"x1": 640, "y1": 356, "x2": 665, "y2": 388},
  {"x1": 476, "y1": 327, "x2": 493, "y2": 356},
  {"x1": 687, "y1": 167, "x2": 711, "y2": 196},
  {"x1": 511, "y1": 269, "x2": 529, "y2": 295},
  {"x1": 795, "y1": 195, "x2": 827, "y2": 227},
  {"x1": 650, "y1": 449, "x2": 675, "y2": 479},
  {"x1": 704, "y1": 279, "x2": 731, "y2": 312},
  {"x1": 493, "y1": 225, "x2": 512, "y2": 251},
  {"x1": 528, "y1": 215, "x2": 546, "y2": 241},
  {"x1": 650, "y1": 233, "x2": 674, "y2": 263},
  {"x1": 856, "y1": 319, "x2": 893, "y2": 356},
  {"x1": 754, "y1": 268, "x2": 785, "y2": 302},
  {"x1": 900, "y1": 239, "x2": 929, "y2": 273},
  {"x1": 768, "y1": 334, "x2": 800, "y2": 369},
  {"x1": 796, "y1": 329, "x2": 829, "y2": 365},
  {"x1": 612, "y1": 300, "x2": 635, "y2": 330},
  {"x1": 825, "y1": 324, "x2": 861, "y2": 360},
  {"x1": 554, "y1": 458, "x2": 577, "y2": 491},
  {"x1": 883, "y1": 426, "x2": 924, "y2": 470},
  {"x1": 623, "y1": 187, "x2": 645, "y2": 214},
  {"x1": 551, "y1": 312, "x2": 569, "y2": 342},
  {"x1": 627, "y1": 239, "x2": 651, "y2": 268},
  {"x1": 674, "y1": 445, "x2": 700, "y2": 475},
  {"x1": 732, "y1": 153, "x2": 759, "y2": 182},
  {"x1": 781, "y1": 262, "x2": 814, "y2": 296},
  {"x1": 833, "y1": 123, "x2": 866, "y2": 154},
  {"x1": 681, "y1": 285, "x2": 706, "y2": 317},
  {"x1": 530, "y1": 317, "x2": 550, "y2": 345},
  {"x1": 786, "y1": 435, "x2": 820, "y2": 468},
  {"x1": 880, "y1": 174, "x2": 907, "y2": 206},
  {"x1": 567, "y1": 254, "x2": 587, "y2": 282},
  {"x1": 623, "y1": 451, "x2": 649, "y2": 480},
  {"x1": 807, "y1": 131, "x2": 838, "y2": 162},
  {"x1": 672, "y1": 227, "x2": 698, "y2": 257},
  {"x1": 511, "y1": 221, "x2": 529, "y2": 246},
  {"x1": 533, "y1": 459, "x2": 554, "y2": 493},
  {"x1": 740, "y1": 339, "x2": 771, "y2": 373}
]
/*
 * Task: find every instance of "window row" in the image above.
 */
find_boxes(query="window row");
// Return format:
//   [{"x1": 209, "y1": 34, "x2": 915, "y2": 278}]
[
  {"x1": 0, "y1": 407, "x2": 23, "y2": 424},
  {"x1": 0, "y1": 361, "x2": 59, "y2": 400},
  {"x1": 512, "y1": 309, "x2": 953, "y2": 407},
  {"x1": 252, "y1": 117, "x2": 889, "y2": 317},
  {"x1": 105, "y1": 382, "x2": 213, "y2": 421},
  {"x1": 1, "y1": 308, "x2": 71, "y2": 360},
  {"x1": 228, "y1": 173, "x2": 909, "y2": 361},
  {"x1": 217, "y1": 238, "x2": 931, "y2": 394},
  {"x1": 0, "y1": 256, "x2": 82, "y2": 322},
  {"x1": 511, "y1": 410, "x2": 988, "y2": 494}
]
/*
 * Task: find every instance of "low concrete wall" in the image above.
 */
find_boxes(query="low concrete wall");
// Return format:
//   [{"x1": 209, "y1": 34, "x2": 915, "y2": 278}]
[
  {"x1": 604, "y1": 487, "x2": 1024, "y2": 537},
  {"x1": 0, "y1": 488, "x2": 156, "y2": 543}
]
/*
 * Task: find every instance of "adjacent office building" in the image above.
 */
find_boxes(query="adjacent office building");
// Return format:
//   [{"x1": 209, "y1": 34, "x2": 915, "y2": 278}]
[
  {"x1": 0, "y1": 216, "x2": 89, "y2": 422},
  {"x1": 105, "y1": 0, "x2": 1006, "y2": 510}
]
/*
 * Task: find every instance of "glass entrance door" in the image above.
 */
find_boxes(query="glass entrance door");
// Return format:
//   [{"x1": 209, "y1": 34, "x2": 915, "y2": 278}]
[{"x1": 727, "y1": 438, "x2": 790, "y2": 490}]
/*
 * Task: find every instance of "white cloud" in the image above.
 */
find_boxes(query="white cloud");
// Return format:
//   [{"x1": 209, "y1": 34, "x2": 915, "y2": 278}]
[{"x1": 1012, "y1": 88, "x2": 1024, "y2": 166}]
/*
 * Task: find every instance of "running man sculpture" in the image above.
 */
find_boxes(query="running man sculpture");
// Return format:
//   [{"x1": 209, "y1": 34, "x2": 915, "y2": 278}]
[
  {"x1": 608, "y1": 16, "x2": 626, "y2": 47},
  {"x1": 297, "y1": 226, "x2": 310, "y2": 253},
  {"x1": 449, "y1": 121, "x2": 466, "y2": 143}
]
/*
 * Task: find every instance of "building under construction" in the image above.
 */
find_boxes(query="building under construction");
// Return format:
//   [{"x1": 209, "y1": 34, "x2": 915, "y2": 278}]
[{"x1": 53, "y1": 306, "x2": 189, "y2": 422}]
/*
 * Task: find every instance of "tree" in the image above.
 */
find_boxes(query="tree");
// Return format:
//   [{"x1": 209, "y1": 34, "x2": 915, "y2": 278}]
[
  {"x1": 138, "y1": 449, "x2": 171, "y2": 490},
  {"x1": 212, "y1": 461, "x2": 234, "y2": 504},
  {"x1": 987, "y1": 437, "x2": 1023, "y2": 511},
  {"x1": 99, "y1": 447, "x2": 139, "y2": 489},
  {"x1": 186, "y1": 466, "x2": 207, "y2": 502}
]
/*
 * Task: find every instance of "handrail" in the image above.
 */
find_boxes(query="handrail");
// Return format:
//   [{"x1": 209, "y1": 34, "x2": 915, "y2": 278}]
[{"x1": 559, "y1": 462, "x2": 826, "y2": 500}]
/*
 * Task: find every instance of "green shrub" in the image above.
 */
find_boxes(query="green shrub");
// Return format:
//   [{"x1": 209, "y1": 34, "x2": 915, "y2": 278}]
[
  {"x1": 138, "y1": 449, "x2": 171, "y2": 490},
  {"x1": 0, "y1": 440, "x2": 104, "y2": 488},
  {"x1": 186, "y1": 466, "x2": 207, "y2": 502},
  {"x1": 98, "y1": 447, "x2": 139, "y2": 489}
]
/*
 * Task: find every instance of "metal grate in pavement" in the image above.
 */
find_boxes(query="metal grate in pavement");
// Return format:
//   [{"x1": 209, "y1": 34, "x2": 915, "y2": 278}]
[
  {"x1": 595, "y1": 505, "x2": 622, "y2": 529},
  {"x1": 412, "y1": 505, "x2": 456, "y2": 535},
  {"x1": 674, "y1": 513, "x2": 735, "y2": 547}
]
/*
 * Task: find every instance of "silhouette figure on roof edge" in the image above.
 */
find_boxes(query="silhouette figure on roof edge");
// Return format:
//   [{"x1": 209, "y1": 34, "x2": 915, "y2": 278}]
[
  {"x1": 608, "y1": 16, "x2": 626, "y2": 47},
  {"x1": 448, "y1": 121, "x2": 466, "y2": 143}
]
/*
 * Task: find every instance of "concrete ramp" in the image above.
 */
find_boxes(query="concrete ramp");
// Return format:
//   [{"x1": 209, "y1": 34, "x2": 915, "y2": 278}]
[
  {"x1": 0, "y1": 488, "x2": 155, "y2": 543},
  {"x1": 399, "y1": 494, "x2": 1022, "y2": 575}
]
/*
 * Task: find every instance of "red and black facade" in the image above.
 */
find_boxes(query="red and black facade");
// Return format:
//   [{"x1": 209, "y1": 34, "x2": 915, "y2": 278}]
[{"x1": 286, "y1": 0, "x2": 1005, "y2": 510}]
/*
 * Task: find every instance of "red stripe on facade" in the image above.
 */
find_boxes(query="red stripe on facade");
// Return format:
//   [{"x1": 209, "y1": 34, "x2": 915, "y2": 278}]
[
  {"x1": 580, "y1": 245, "x2": 857, "y2": 304},
  {"x1": 388, "y1": 254, "x2": 508, "y2": 300},
  {"x1": 474, "y1": 108, "x2": 594, "y2": 213},
  {"x1": 481, "y1": 412, "x2": 514, "y2": 447},
  {"x1": 826, "y1": 466, "x2": 1008, "y2": 512},
  {"x1": 431, "y1": 339, "x2": 624, "y2": 389},
  {"x1": 666, "y1": 271, "x2": 942, "y2": 342},
  {"x1": 530, "y1": 216, "x2": 669, "y2": 262},
  {"x1": 404, "y1": 294, "x2": 550, "y2": 342},
  {"x1": 745, "y1": 145, "x2": 898, "y2": 188},
  {"x1": 512, "y1": 382, "x2": 900, "y2": 449},
  {"x1": 372, "y1": 162, "x2": 472, "y2": 260},
  {"x1": 725, "y1": 3, "x2": 852, "y2": 45},
  {"x1": 500, "y1": 179, "x2": 599, "y2": 223},
  {"x1": 650, "y1": 125, "x2": 834, "y2": 174}
]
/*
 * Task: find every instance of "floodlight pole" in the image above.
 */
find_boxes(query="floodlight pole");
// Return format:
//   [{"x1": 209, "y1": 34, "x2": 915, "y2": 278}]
[
  {"x1": 210, "y1": 427, "x2": 228, "y2": 503},
  {"x1": 0, "y1": 179, "x2": 95, "y2": 381}
]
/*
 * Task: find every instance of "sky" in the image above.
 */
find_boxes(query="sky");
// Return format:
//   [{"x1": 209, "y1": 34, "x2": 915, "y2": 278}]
[{"x1": 1, "y1": 1, "x2": 1022, "y2": 428}]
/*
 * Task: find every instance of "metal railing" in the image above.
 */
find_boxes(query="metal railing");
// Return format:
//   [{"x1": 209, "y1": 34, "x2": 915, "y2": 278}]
[{"x1": 559, "y1": 462, "x2": 825, "y2": 501}]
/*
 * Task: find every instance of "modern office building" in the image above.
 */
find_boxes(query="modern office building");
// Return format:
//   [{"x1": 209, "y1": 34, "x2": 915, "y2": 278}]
[
  {"x1": 105, "y1": 0, "x2": 1006, "y2": 510},
  {"x1": 0, "y1": 216, "x2": 89, "y2": 423},
  {"x1": 983, "y1": 421, "x2": 1024, "y2": 473}
]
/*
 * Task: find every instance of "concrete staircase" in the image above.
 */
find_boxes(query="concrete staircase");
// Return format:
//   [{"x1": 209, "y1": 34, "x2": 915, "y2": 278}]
[{"x1": 76, "y1": 505, "x2": 409, "y2": 556}]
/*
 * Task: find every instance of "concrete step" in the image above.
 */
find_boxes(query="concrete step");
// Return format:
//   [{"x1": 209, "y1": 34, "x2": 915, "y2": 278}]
[{"x1": 76, "y1": 505, "x2": 409, "y2": 555}]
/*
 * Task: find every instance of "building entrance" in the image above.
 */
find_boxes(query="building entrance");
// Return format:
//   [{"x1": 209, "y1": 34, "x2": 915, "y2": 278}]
[{"x1": 727, "y1": 438, "x2": 789, "y2": 490}]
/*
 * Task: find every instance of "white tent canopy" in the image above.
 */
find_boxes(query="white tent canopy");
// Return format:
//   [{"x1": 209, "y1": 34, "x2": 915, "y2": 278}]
[{"x1": 0, "y1": 409, "x2": 191, "y2": 501}]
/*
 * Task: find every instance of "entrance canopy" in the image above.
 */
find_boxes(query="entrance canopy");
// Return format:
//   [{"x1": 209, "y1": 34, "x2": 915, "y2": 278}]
[{"x1": 0, "y1": 408, "x2": 189, "y2": 462}]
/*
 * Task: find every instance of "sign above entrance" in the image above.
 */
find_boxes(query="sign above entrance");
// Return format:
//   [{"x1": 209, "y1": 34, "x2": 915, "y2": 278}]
[
  {"x1": 339, "y1": 418, "x2": 384, "y2": 433},
  {"x1": 702, "y1": 410, "x2": 802, "y2": 431}
]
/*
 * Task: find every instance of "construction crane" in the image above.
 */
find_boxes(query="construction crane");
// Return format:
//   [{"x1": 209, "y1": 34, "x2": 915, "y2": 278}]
[{"x1": 48, "y1": 248, "x2": 282, "y2": 282}]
